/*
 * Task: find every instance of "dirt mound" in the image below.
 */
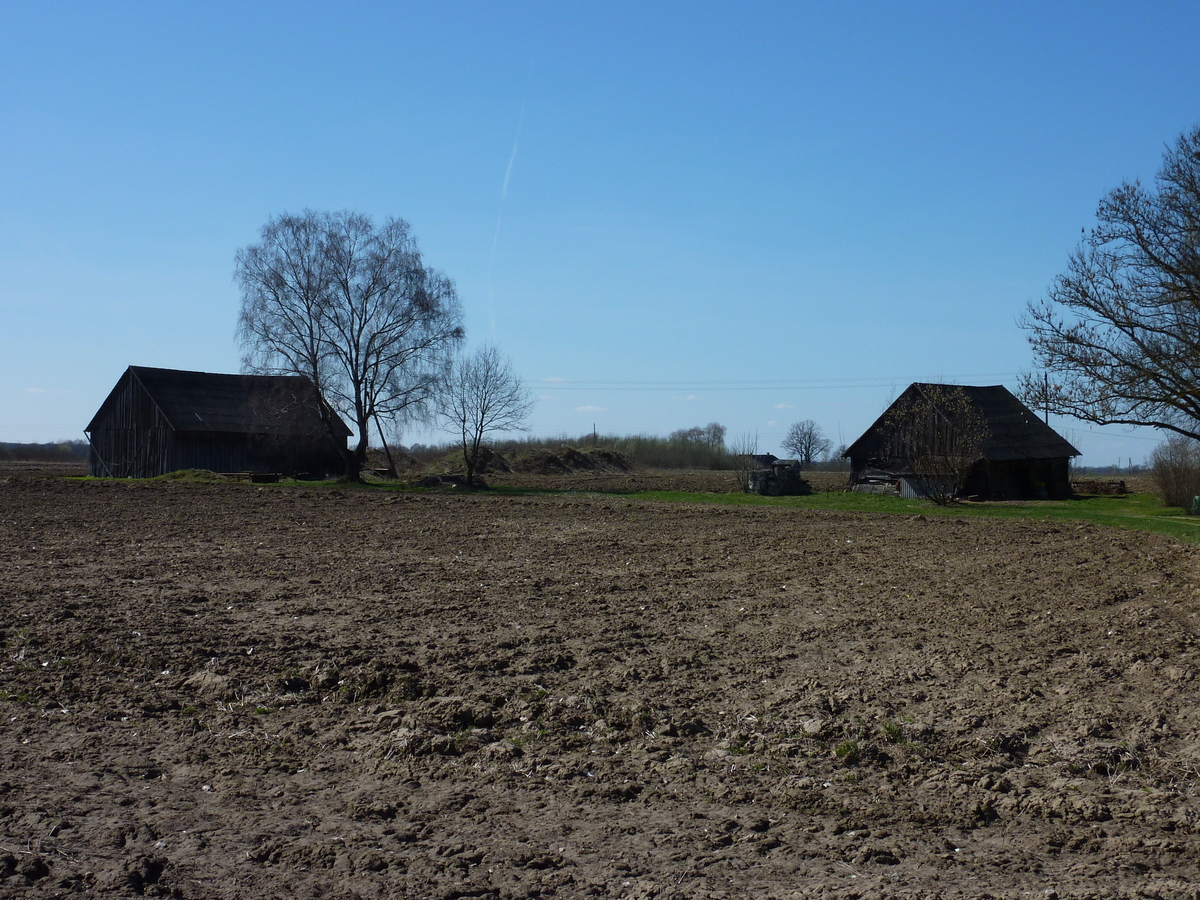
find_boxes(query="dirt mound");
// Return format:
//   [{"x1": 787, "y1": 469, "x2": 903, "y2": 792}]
[
  {"x1": 509, "y1": 446, "x2": 634, "y2": 475},
  {"x1": 471, "y1": 446, "x2": 512, "y2": 474},
  {"x1": 152, "y1": 468, "x2": 229, "y2": 482},
  {"x1": 364, "y1": 449, "x2": 420, "y2": 474},
  {"x1": 426, "y1": 447, "x2": 629, "y2": 478}
]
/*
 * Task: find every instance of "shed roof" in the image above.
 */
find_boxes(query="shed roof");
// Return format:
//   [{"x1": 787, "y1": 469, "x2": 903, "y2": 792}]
[
  {"x1": 845, "y1": 383, "x2": 1080, "y2": 462},
  {"x1": 87, "y1": 366, "x2": 351, "y2": 437}
]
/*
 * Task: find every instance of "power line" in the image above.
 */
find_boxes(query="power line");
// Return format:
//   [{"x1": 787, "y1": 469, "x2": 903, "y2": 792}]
[
  {"x1": 1070, "y1": 426, "x2": 1163, "y2": 443},
  {"x1": 534, "y1": 373, "x2": 1020, "y2": 392}
]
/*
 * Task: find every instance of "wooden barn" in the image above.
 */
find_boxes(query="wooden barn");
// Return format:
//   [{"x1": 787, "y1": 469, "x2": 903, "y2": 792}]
[
  {"x1": 845, "y1": 383, "x2": 1080, "y2": 500},
  {"x1": 85, "y1": 366, "x2": 350, "y2": 478}
]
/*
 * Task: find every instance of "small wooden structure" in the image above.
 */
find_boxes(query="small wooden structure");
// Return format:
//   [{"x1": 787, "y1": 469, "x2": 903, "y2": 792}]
[
  {"x1": 747, "y1": 458, "x2": 811, "y2": 496},
  {"x1": 85, "y1": 366, "x2": 350, "y2": 478},
  {"x1": 845, "y1": 384, "x2": 1080, "y2": 500}
]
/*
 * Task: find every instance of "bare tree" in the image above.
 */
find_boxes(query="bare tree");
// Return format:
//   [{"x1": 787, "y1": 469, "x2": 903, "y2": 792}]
[
  {"x1": 730, "y1": 431, "x2": 758, "y2": 492},
  {"x1": 881, "y1": 384, "x2": 989, "y2": 505},
  {"x1": 669, "y1": 422, "x2": 727, "y2": 449},
  {"x1": 782, "y1": 419, "x2": 831, "y2": 468},
  {"x1": 439, "y1": 346, "x2": 534, "y2": 487},
  {"x1": 827, "y1": 443, "x2": 850, "y2": 473},
  {"x1": 1020, "y1": 126, "x2": 1200, "y2": 442},
  {"x1": 236, "y1": 211, "x2": 464, "y2": 480},
  {"x1": 703, "y1": 422, "x2": 726, "y2": 449}
]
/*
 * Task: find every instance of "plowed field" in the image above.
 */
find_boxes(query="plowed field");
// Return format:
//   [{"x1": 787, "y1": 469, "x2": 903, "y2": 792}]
[{"x1": 2, "y1": 472, "x2": 1199, "y2": 898}]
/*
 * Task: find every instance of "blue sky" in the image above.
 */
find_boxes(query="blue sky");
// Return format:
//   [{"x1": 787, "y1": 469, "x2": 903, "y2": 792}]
[{"x1": 2, "y1": 2, "x2": 1197, "y2": 464}]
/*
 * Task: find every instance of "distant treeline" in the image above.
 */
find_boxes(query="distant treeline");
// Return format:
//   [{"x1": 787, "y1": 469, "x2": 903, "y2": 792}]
[
  {"x1": 400, "y1": 432, "x2": 852, "y2": 472},
  {"x1": 404, "y1": 433, "x2": 742, "y2": 471},
  {"x1": 0, "y1": 440, "x2": 89, "y2": 462},
  {"x1": 1073, "y1": 463, "x2": 1149, "y2": 477}
]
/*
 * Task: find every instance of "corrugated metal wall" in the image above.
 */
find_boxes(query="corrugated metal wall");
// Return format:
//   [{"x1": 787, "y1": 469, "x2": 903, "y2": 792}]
[{"x1": 899, "y1": 476, "x2": 955, "y2": 500}]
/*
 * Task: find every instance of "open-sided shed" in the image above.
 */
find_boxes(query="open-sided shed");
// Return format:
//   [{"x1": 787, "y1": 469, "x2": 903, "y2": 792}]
[
  {"x1": 845, "y1": 383, "x2": 1080, "y2": 499},
  {"x1": 85, "y1": 366, "x2": 350, "y2": 478}
]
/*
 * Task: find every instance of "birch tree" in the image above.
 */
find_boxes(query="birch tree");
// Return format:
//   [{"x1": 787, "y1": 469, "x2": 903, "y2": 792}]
[{"x1": 236, "y1": 210, "x2": 464, "y2": 480}]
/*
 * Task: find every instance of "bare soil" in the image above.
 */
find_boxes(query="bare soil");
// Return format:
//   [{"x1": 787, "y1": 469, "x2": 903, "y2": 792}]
[
  {"x1": 2, "y1": 470, "x2": 1199, "y2": 899},
  {"x1": 485, "y1": 469, "x2": 847, "y2": 495},
  {"x1": 486, "y1": 469, "x2": 744, "y2": 495}
]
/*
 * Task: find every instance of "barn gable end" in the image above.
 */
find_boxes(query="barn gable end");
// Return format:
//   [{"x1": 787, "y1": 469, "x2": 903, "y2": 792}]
[
  {"x1": 844, "y1": 383, "x2": 1081, "y2": 500},
  {"x1": 85, "y1": 366, "x2": 350, "y2": 478}
]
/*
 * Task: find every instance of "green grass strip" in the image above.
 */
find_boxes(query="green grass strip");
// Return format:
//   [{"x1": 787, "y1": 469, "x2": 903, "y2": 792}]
[
  {"x1": 70, "y1": 474, "x2": 1200, "y2": 544},
  {"x1": 623, "y1": 489, "x2": 1200, "y2": 544}
]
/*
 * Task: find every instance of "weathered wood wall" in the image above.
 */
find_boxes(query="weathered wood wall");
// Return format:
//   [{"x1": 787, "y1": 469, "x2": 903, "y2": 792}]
[
  {"x1": 88, "y1": 370, "x2": 346, "y2": 478},
  {"x1": 88, "y1": 371, "x2": 174, "y2": 477}
]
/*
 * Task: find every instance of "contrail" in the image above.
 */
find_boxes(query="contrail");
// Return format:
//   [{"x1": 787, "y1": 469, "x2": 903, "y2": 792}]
[
  {"x1": 501, "y1": 111, "x2": 522, "y2": 200},
  {"x1": 488, "y1": 102, "x2": 525, "y2": 335}
]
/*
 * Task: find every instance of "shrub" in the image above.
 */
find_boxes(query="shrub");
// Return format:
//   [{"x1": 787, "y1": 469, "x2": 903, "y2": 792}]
[
  {"x1": 399, "y1": 432, "x2": 742, "y2": 471},
  {"x1": 1150, "y1": 435, "x2": 1200, "y2": 511}
]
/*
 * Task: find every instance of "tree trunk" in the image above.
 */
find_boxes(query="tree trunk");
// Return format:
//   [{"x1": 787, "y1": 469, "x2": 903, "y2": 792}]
[
  {"x1": 375, "y1": 418, "x2": 398, "y2": 479},
  {"x1": 463, "y1": 445, "x2": 475, "y2": 487}
]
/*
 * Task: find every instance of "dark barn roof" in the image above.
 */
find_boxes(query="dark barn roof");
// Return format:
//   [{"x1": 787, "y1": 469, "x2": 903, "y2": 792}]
[
  {"x1": 960, "y1": 384, "x2": 1079, "y2": 460},
  {"x1": 845, "y1": 384, "x2": 1080, "y2": 461},
  {"x1": 87, "y1": 366, "x2": 351, "y2": 438}
]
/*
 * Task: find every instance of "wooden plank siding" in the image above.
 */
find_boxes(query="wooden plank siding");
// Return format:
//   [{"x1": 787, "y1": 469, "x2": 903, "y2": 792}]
[
  {"x1": 86, "y1": 367, "x2": 349, "y2": 478},
  {"x1": 88, "y1": 370, "x2": 175, "y2": 477}
]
